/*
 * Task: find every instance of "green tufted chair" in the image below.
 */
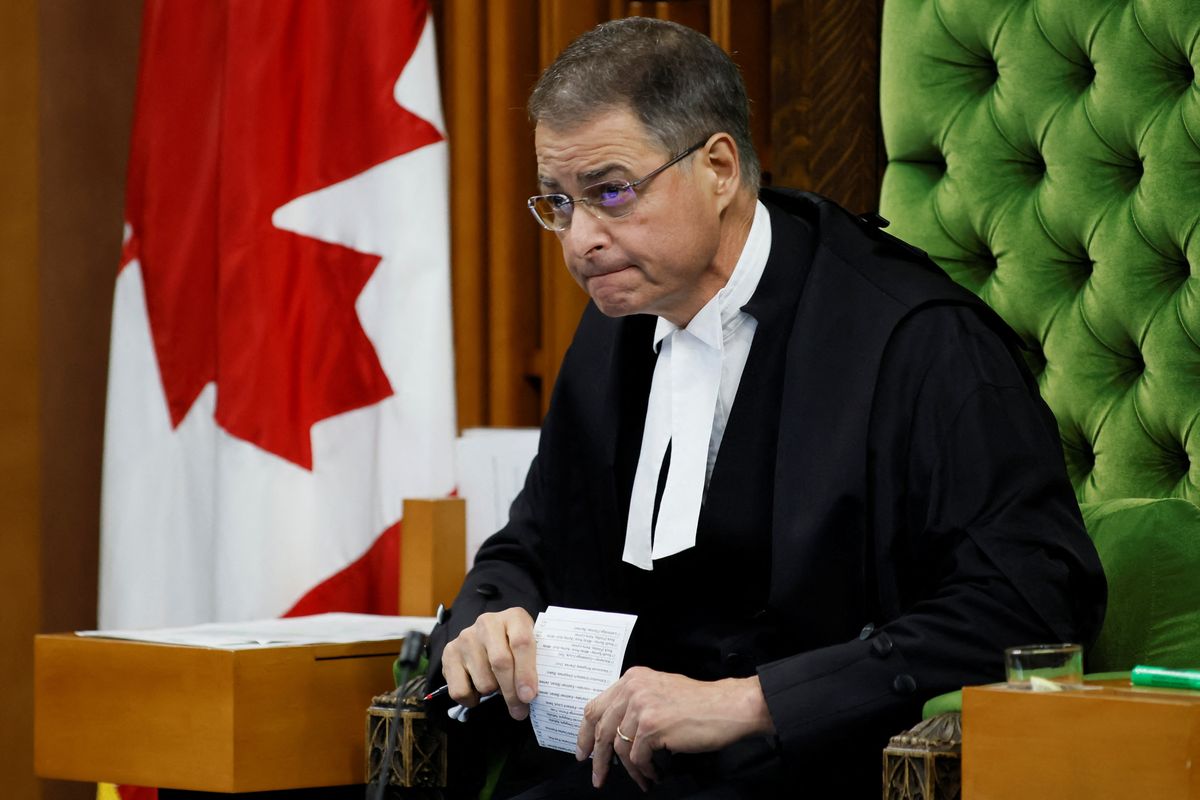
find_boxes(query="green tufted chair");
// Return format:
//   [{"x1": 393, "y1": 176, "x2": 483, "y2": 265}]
[
  {"x1": 878, "y1": 0, "x2": 1200, "y2": 773},
  {"x1": 878, "y1": 1, "x2": 1200, "y2": 793}
]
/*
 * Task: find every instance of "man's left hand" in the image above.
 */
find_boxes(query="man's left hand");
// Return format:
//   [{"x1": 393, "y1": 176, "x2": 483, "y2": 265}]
[{"x1": 576, "y1": 667, "x2": 776, "y2": 791}]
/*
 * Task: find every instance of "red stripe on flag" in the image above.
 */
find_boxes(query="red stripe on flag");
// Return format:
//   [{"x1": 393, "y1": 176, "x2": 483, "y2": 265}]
[
  {"x1": 118, "y1": 786, "x2": 157, "y2": 800},
  {"x1": 283, "y1": 521, "x2": 402, "y2": 617}
]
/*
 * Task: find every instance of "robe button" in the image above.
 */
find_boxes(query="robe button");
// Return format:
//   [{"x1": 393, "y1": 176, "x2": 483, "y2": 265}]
[
  {"x1": 871, "y1": 633, "x2": 894, "y2": 658},
  {"x1": 476, "y1": 583, "x2": 499, "y2": 599},
  {"x1": 893, "y1": 674, "x2": 917, "y2": 695},
  {"x1": 859, "y1": 623, "x2": 875, "y2": 640}
]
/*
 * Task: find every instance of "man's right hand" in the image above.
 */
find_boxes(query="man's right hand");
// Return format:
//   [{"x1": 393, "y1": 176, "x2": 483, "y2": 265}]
[{"x1": 441, "y1": 607, "x2": 538, "y2": 720}]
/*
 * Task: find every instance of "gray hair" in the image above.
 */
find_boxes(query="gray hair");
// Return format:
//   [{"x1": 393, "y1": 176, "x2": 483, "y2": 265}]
[{"x1": 529, "y1": 17, "x2": 761, "y2": 193}]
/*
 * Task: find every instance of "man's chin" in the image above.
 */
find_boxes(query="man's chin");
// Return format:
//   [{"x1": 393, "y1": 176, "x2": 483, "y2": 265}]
[
  {"x1": 588, "y1": 286, "x2": 643, "y2": 318},
  {"x1": 592, "y1": 299, "x2": 639, "y2": 318}
]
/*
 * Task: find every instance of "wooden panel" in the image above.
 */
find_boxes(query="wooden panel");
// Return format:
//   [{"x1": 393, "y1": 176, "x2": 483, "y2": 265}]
[
  {"x1": 443, "y1": 0, "x2": 489, "y2": 429},
  {"x1": 627, "y1": 0, "x2": 709, "y2": 29},
  {"x1": 770, "y1": 0, "x2": 883, "y2": 211},
  {"x1": 37, "y1": 0, "x2": 141, "y2": 643},
  {"x1": 538, "y1": 1, "x2": 610, "y2": 72},
  {"x1": 35, "y1": 634, "x2": 400, "y2": 792},
  {"x1": 711, "y1": 0, "x2": 772, "y2": 180},
  {"x1": 399, "y1": 498, "x2": 467, "y2": 616},
  {"x1": 535, "y1": 0, "x2": 608, "y2": 413},
  {"x1": 963, "y1": 681, "x2": 1200, "y2": 798},
  {"x1": 0, "y1": 2, "x2": 42, "y2": 798},
  {"x1": 484, "y1": 1, "x2": 543, "y2": 426}
]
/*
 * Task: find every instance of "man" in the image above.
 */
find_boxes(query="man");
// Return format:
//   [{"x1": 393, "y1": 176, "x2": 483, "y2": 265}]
[{"x1": 428, "y1": 17, "x2": 1105, "y2": 798}]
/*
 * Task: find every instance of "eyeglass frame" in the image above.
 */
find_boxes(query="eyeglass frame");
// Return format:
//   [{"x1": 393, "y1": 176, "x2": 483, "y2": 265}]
[{"x1": 526, "y1": 137, "x2": 710, "y2": 232}]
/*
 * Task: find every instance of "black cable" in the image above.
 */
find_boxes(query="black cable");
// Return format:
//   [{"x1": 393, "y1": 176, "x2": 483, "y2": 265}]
[{"x1": 370, "y1": 631, "x2": 426, "y2": 800}]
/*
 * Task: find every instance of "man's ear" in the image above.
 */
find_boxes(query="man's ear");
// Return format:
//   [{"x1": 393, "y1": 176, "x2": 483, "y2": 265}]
[{"x1": 699, "y1": 133, "x2": 741, "y2": 212}]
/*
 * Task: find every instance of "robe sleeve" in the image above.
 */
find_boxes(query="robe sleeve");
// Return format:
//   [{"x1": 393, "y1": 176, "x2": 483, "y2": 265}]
[{"x1": 757, "y1": 304, "x2": 1107, "y2": 759}]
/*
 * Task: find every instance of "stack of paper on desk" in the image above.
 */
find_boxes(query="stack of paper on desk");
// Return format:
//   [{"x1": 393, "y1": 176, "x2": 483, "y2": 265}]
[{"x1": 76, "y1": 612, "x2": 435, "y2": 649}]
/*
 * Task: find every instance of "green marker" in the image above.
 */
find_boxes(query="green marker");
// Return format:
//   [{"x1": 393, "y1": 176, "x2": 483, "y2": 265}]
[{"x1": 1131, "y1": 665, "x2": 1200, "y2": 691}]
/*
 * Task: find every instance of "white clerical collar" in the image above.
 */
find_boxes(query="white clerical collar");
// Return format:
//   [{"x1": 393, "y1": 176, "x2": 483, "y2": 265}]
[{"x1": 623, "y1": 200, "x2": 772, "y2": 570}]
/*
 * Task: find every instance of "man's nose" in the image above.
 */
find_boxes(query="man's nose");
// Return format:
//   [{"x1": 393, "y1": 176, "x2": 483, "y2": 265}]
[{"x1": 562, "y1": 207, "x2": 609, "y2": 259}]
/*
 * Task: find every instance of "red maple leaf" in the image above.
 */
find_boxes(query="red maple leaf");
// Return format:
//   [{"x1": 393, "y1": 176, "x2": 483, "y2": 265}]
[{"x1": 122, "y1": 0, "x2": 442, "y2": 469}]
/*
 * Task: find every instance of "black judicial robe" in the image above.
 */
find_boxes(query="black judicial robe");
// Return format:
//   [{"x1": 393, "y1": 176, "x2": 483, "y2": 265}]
[{"x1": 428, "y1": 189, "x2": 1107, "y2": 787}]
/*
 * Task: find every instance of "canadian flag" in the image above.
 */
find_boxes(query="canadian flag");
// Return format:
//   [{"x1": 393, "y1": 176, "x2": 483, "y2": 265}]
[{"x1": 100, "y1": 0, "x2": 455, "y2": 633}]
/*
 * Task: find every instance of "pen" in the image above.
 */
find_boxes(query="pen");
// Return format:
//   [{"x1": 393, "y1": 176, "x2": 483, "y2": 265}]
[{"x1": 424, "y1": 684, "x2": 502, "y2": 706}]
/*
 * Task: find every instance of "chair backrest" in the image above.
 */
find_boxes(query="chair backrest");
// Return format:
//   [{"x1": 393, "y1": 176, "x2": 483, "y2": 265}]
[{"x1": 879, "y1": 0, "x2": 1200, "y2": 507}]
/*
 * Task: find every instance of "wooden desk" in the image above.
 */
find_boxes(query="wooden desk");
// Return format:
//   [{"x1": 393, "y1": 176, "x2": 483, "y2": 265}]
[
  {"x1": 963, "y1": 679, "x2": 1200, "y2": 799},
  {"x1": 34, "y1": 633, "x2": 400, "y2": 793}
]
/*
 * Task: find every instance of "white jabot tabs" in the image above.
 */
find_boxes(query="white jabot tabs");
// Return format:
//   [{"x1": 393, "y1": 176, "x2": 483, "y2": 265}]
[{"x1": 623, "y1": 201, "x2": 773, "y2": 570}]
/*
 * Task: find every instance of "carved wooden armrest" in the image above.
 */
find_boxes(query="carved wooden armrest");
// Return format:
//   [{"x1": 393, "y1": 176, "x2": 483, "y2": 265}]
[
  {"x1": 882, "y1": 712, "x2": 962, "y2": 800},
  {"x1": 366, "y1": 673, "x2": 448, "y2": 794}
]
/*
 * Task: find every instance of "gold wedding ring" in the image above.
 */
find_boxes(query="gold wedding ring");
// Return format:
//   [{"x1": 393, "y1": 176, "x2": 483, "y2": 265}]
[{"x1": 616, "y1": 725, "x2": 634, "y2": 743}]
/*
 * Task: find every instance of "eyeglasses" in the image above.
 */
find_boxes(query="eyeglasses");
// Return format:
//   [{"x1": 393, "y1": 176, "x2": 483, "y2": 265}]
[{"x1": 526, "y1": 138, "x2": 708, "y2": 232}]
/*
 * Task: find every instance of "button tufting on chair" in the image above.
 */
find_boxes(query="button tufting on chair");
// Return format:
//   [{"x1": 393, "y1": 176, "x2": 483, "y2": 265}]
[
  {"x1": 1176, "y1": 455, "x2": 1191, "y2": 487},
  {"x1": 1127, "y1": 351, "x2": 1146, "y2": 380},
  {"x1": 881, "y1": 0, "x2": 1200, "y2": 507},
  {"x1": 1124, "y1": 157, "x2": 1145, "y2": 190},
  {"x1": 1080, "y1": 59, "x2": 1097, "y2": 85},
  {"x1": 1026, "y1": 152, "x2": 1047, "y2": 180},
  {"x1": 982, "y1": 56, "x2": 999, "y2": 87},
  {"x1": 1176, "y1": 59, "x2": 1195, "y2": 90}
]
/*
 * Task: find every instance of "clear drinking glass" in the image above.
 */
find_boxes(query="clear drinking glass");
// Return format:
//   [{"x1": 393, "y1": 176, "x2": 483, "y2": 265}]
[{"x1": 1004, "y1": 643, "x2": 1084, "y2": 690}]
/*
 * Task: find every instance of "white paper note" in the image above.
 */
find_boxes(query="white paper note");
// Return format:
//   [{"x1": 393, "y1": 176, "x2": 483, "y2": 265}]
[{"x1": 530, "y1": 606, "x2": 637, "y2": 753}]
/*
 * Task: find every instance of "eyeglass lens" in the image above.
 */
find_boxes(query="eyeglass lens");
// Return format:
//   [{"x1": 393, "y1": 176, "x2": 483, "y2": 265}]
[{"x1": 531, "y1": 182, "x2": 638, "y2": 231}]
